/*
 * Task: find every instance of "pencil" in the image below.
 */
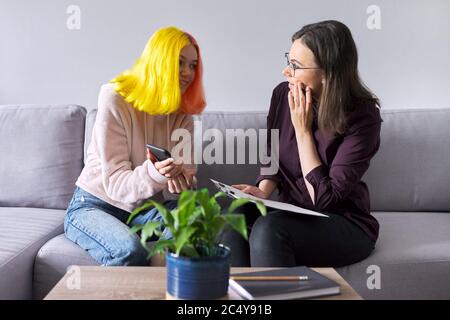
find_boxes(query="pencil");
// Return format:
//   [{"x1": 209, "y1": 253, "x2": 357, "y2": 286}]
[{"x1": 230, "y1": 275, "x2": 309, "y2": 281}]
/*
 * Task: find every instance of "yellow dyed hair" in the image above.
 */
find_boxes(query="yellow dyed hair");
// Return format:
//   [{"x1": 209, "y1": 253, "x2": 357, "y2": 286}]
[{"x1": 110, "y1": 26, "x2": 206, "y2": 115}]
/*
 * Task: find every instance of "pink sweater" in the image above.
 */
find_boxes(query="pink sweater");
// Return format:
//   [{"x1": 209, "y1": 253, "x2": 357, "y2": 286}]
[{"x1": 76, "y1": 83, "x2": 195, "y2": 213}]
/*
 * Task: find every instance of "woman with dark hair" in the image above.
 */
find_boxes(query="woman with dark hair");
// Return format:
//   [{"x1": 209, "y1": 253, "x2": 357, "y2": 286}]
[{"x1": 227, "y1": 20, "x2": 382, "y2": 267}]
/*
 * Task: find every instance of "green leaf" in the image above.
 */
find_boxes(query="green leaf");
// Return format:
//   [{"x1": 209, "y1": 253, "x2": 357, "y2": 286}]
[
  {"x1": 126, "y1": 201, "x2": 155, "y2": 224},
  {"x1": 187, "y1": 206, "x2": 203, "y2": 225},
  {"x1": 180, "y1": 244, "x2": 200, "y2": 258},
  {"x1": 140, "y1": 231, "x2": 150, "y2": 250},
  {"x1": 171, "y1": 208, "x2": 180, "y2": 230},
  {"x1": 206, "y1": 197, "x2": 221, "y2": 220},
  {"x1": 177, "y1": 191, "x2": 197, "y2": 227},
  {"x1": 195, "y1": 188, "x2": 209, "y2": 203},
  {"x1": 196, "y1": 189, "x2": 211, "y2": 218},
  {"x1": 178, "y1": 190, "x2": 194, "y2": 207},
  {"x1": 128, "y1": 224, "x2": 144, "y2": 235},
  {"x1": 139, "y1": 221, "x2": 160, "y2": 249},
  {"x1": 228, "y1": 198, "x2": 251, "y2": 214},
  {"x1": 148, "y1": 239, "x2": 173, "y2": 258},
  {"x1": 209, "y1": 215, "x2": 226, "y2": 243},
  {"x1": 191, "y1": 220, "x2": 206, "y2": 237},
  {"x1": 223, "y1": 214, "x2": 248, "y2": 240},
  {"x1": 214, "y1": 191, "x2": 227, "y2": 199},
  {"x1": 174, "y1": 226, "x2": 197, "y2": 256},
  {"x1": 150, "y1": 200, "x2": 174, "y2": 227},
  {"x1": 254, "y1": 200, "x2": 267, "y2": 216},
  {"x1": 143, "y1": 221, "x2": 161, "y2": 235}
]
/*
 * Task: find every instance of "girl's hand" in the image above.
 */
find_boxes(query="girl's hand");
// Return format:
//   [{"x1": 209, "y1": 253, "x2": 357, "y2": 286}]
[
  {"x1": 288, "y1": 82, "x2": 313, "y2": 136},
  {"x1": 231, "y1": 184, "x2": 269, "y2": 199},
  {"x1": 168, "y1": 174, "x2": 191, "y2": 194},
  {"x1": 147, "y1": 149, "x2": 183, "y2": 178},
  {"x1": 182, "y1": 169, "x2": 196, "y2": 189},
  {"x1": 167, "y1": 168, "x2": 197, "y2": 194}
]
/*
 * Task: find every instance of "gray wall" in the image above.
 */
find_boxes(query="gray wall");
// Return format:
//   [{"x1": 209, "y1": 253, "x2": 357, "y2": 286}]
[{"x1": 1, "y1": 0, "x2": 449, "y2": 111}]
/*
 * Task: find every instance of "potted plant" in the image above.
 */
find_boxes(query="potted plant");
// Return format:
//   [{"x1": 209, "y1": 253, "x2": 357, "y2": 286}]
[{"x1": 127, "y1": 188, "x2": 266, "y2": 300}]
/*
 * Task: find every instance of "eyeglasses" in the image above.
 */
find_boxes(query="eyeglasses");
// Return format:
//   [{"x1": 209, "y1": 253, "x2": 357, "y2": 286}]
[{"x1": 285, "y1": 52, "x2": 320, "y2": 76}]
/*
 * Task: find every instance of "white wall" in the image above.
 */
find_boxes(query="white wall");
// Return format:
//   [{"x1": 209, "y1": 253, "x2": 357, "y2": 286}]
[{"x1": 1, "y1": 0, "x2": 449, "y2": 111}]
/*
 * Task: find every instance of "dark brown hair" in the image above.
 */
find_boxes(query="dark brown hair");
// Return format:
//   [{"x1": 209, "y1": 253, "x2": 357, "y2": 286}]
[{"x1": 292, "y1": 20, "x2": 379, "y2": 135}]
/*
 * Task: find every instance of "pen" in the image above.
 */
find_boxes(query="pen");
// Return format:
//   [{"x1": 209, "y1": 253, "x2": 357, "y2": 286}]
[{"x1": 230, "y1": 276, "x2": 309, "y2": 281}]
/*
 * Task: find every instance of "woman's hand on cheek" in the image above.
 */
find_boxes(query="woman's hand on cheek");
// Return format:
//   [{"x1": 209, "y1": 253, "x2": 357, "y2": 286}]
[{"x1": 288, "y1": 82, "x2": 313, "y2": 136}]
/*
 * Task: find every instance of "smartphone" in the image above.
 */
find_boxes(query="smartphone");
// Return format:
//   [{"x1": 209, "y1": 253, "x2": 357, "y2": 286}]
[{"x1": 146, "y1": 144, "x2": 172, "y2": 162}]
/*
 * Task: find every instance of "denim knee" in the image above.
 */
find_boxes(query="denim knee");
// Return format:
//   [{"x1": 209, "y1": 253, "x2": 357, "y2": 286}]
[
  {"x1": 64, "y1": 208, "x2": 150, "y2": 266},
  {"x1": 65, "y1": 218, "x2": 149, "y2": 266},
  {"x1": 107, "y1": 239, "x2": 149, "y2": 266}
]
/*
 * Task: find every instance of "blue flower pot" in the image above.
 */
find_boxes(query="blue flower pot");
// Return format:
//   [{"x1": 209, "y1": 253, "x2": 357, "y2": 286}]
[{"x1": 166, "y1": 244, "x2": 231, "y2": 300}]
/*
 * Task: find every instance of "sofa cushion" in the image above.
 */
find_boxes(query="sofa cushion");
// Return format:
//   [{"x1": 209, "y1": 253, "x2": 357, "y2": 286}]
[
  {"x1": 0, "y1": 207, "x2": 65, "y2": 299},
  {"x1": 336, "y1": 211, "x2": 450, "y2": 299},
  {"x1": 0, "y1": 105, "x2": 86, "y2": 209},
  {"x1": 33, "y1": 234, "x2": 97, "y2": 300},
  {"x1": 364, "y1": 108, "x2": 450, "y2": 212},
  {"x1": 194, "y1": 112, "x2": 268, "y2": 190}
]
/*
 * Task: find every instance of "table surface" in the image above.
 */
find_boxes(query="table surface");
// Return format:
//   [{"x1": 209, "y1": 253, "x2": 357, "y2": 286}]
[{"x1": 44, "y1": 266, "x2": 362, "y2": 300}]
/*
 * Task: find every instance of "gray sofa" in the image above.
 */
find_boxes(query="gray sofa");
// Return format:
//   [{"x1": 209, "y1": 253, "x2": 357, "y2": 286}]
[{"x1": 1, "y1": 104, "x2": 449, "y2": 300}]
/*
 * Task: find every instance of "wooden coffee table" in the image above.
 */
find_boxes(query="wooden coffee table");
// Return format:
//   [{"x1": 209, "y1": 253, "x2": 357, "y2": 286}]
[{"x1": 44, "y1": 266, "x2": 361, "y2": 300}]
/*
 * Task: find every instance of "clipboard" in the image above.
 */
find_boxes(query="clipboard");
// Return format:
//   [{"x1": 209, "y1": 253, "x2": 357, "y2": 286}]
[{"x1": 210, "y1": 179, "x2": 328, "y2": 218}]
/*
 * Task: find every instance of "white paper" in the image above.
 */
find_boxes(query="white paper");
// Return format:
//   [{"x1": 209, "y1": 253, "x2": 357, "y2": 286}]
[{"x1": 210, "y1": 179, "x2": 329, "y2": 218}]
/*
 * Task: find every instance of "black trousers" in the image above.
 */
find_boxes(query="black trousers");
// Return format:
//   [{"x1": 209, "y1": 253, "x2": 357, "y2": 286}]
[{"x1": 221, "y1": 203, "x2": 375, "y2": 267}]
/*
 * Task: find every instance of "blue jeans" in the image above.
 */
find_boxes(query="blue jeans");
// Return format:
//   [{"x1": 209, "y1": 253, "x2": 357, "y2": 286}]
[{"x1": 64, "y1": 186, "x2": 177, "y2": 266}]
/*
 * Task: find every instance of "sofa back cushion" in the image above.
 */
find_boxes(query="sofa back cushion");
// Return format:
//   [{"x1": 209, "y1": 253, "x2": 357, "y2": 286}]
[
  {"x1": 84, "y1": 108, "x2": 450, "y2": 212},
  {"x1": 364, "y1": 108, "x2": 450, "y2": 211},
  {"x1": 0, "y1": 105, "x2": 86, "y2": 209},
  {"x1": 193, "y1": 112, "x2": 268, "y2": 190}
]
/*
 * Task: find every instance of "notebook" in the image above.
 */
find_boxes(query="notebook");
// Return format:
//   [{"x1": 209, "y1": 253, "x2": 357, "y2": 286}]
[
  {"x1": 210, "y1": 179, "x2": 328, "y2": 218},
  {"x1": 229, "y1": 266, "x2": 341, "y2": 300}
]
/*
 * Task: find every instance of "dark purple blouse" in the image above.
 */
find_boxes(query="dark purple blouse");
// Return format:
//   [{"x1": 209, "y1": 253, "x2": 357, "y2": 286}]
[{"x1": 256, "y1": 82, "x2": 382, "y2": 242}]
